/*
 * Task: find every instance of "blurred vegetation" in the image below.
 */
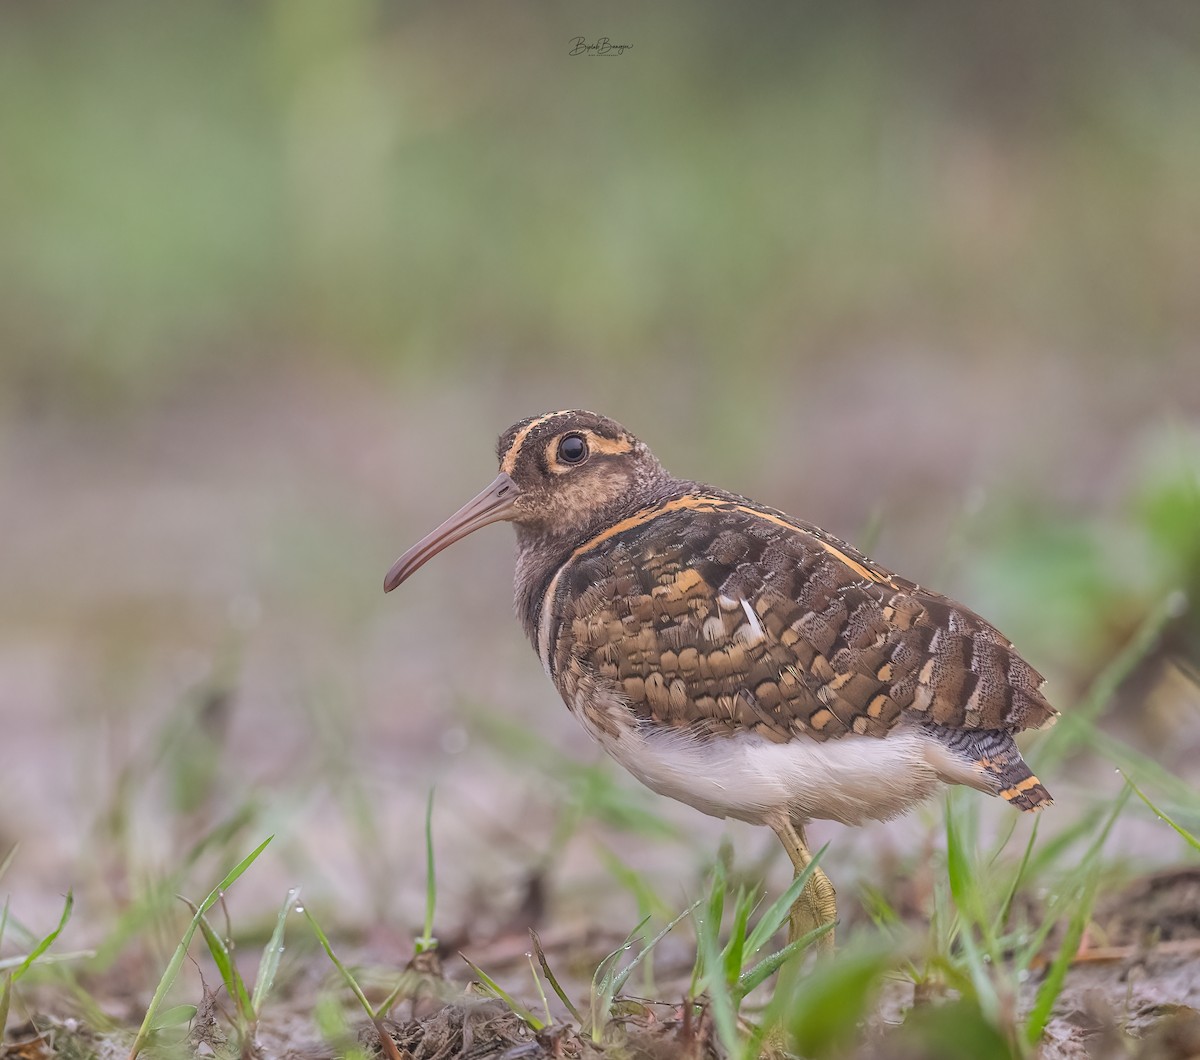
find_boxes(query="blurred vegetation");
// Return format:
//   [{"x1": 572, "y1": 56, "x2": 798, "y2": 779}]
[
  {"x1": 2, "y1": 4, "x2": 1200, "y2": 1055},
  {"x1": 1, "y1": 0, "x2": 1199, "y2": 413},
  {"x1": 968, "y1": 425, "x2": 1200, "y2": 678}
]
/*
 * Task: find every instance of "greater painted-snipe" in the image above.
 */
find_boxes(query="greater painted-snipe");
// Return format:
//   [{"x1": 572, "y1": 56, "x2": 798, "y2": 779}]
[{"x1": 385, "y1": 410, "x2": 1056, "y2": 949}]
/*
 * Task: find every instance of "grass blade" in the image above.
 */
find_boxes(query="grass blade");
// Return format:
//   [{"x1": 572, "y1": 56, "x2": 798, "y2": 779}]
[
  {"x1": 0, "y1": 950, "x2": 94, "y2": 973},
  {"x1": 694, "y1": 901, "x2": 738, "y2": 1057},
  {"x1": 0, "y1": 887, "x2": 79, "y2": 1040},
  {"x1": 1026, "y1": 874, "x2": 1100, "y2": 1044},
  {"x1": 373, "y1": 975, "x2": 420, "y2": 1023},
  {"x1": 530, "y1": 929, "x2": 582, "y2": 1023},
  {"x1": 1123, "y1": 774, "x2": 1200, "y2": 851},
  {"x1": 1022, "y1": 807, "x2": 1104, "y2": 884},
  {"x1": 994, "y1": 815, "x2": 1040, "y2": 936},
  {"x1": 590, "y1": 916, "x2": 651, "y2": 1040},
  {"x1": 594, "y1": 914, "x2": 652, "y2": 998},
  {"x1": 1089, "y1": 728, "x2": 1200, "y2": 815},
  {"x1": 9, "y1": 891, "x2": 73, "y2": 982},
  {"x1": 722, "y1": 888, "x2": 753, "y2": 989},
  {"x1": 416, "y1": 789, "x2": 438, "y2": 954},
  {"x1": 784, "y1": 942, "x2": 894, "y2": 1058},
  {"x1": 945, "y1": 798, "x2": 980, "y2": 926},
  {"x1": 958, "y1": 922, "x2": 1002, "y2": 1026},
  {"x1": 0, "y1": 974, "x2": 11, "y2": 1040},
  {"x1": 461, "y1": 955, "x2": 545, "y2": 1030},
  {"x1": 251, "y1": 888, "x2": 300, "y2": 1015},
  {"x1": 527, "y1": 953, "x2": 553, "y2": 1028},
  {"x1": 743, "y1": 844, "x2": 827, "y2": 956},
  {"x1": 1024, "y1": 784, "x2": 1131, "y2": 1045},
  {"x1": 593, "y1": 843, "x2": 673, "y2": 922},
  {"x1": 302, "y1": 907, "x2": 373, "y2": 1017},
  {"x1": 609, "y1": 900, "x2": 702, "y2": 996},
  {"x1": 1037, "y1": 595, "x2": 1181, "y2": 767},
  {"x1": 149, "y1": 1003, "x2": 197, "y2": 1030},
  {"x1": 690, "y1": 860, "x2": 726, "y2": 993},
  {"x1": 304, "y1": 907, "x2": 406, "y2": 1060},
  {"x1": 128, "y1": 835, "x2": 272, "y2": 1060},
  {"x1": 737, "y1": 921, "x2": 834, "y2": 996},
  {"x1": 0, "y1": 846, "x2": 16, "y2": 885},
  {"x1": 191, "y1": 906, "x2": 254, "y2": 1023}
]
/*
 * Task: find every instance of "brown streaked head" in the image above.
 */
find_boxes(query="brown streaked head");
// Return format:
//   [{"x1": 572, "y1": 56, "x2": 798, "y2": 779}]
[{"x1": 384, "y1": 410, "x2": 669, "y2": 592}]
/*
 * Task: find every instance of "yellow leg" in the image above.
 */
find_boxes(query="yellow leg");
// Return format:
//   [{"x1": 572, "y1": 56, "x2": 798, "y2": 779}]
[{"x1": 770, "y1": 816, "x2": 836, "y2": 953}]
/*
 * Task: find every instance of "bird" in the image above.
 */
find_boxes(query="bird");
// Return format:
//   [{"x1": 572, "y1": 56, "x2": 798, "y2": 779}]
[{"x1": 384, "y1": 409, "x2": 1057, "y2": 950}]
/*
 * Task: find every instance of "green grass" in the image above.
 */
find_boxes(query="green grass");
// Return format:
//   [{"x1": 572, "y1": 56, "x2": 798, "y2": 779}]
[
  {"x1": 1, "y1": 888, "x2": 77, "y2": 1042},
  {"x1": 128, "y1": 837, "x2": 273, "y2": 1060},
  {"x1": 185, "y1": 886, "x2": 299, "y2": 1057},
  {"x1": 2, "y1": 636, "x2": 1198, "y2": 1058},
  {"x1": 414, "y1": 789, "x2": 438, "y2": 956}
]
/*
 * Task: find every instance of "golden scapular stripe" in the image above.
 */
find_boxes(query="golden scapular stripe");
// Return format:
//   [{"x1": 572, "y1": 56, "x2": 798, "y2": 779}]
[
  {"x1": 537, "y1": 492, "x2": 898, "y2": 671},
  {"x1": 565, "y1": 494, "x2": 721, "y2": 558},
  {"x1": 726, "y1": 505, "x2": 892, "y2": 585},
  {"x1": 560, "y1": 493, "x2": 896, "y2": 586}
]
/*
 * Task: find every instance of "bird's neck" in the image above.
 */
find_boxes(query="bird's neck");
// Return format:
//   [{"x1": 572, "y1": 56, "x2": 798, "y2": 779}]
[{"x1": 512, "y1": 529, "x2": 573, "y2": 646}]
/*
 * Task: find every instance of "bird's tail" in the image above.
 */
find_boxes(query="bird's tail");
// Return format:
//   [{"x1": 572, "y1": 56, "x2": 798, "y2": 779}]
[
  {"x1": 977, "y1": 738, "x2": 1053, "y2": 812},
  {"x1": 927, "y1": 725, "x2": 1053, "y2": 812}
]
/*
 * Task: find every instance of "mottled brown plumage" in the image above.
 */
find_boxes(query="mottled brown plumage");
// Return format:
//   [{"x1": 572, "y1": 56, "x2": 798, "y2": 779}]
[{"x1": 385, "y1": 409, "x2": 1058, "y2": 947}]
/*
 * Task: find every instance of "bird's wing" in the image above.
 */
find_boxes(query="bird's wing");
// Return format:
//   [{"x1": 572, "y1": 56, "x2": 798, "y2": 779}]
[{"x1": 546, "y1": 494, "x2": 1057, "y2": 743}]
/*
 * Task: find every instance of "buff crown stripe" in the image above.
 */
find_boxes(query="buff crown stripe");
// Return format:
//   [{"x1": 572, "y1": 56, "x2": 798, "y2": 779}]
[{"x1": 500, "y1": 410, "x2": 581, "y2": 474}]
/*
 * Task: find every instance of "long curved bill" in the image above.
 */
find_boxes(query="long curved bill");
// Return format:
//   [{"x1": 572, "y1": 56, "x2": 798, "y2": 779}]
[{"x1": 383, "y1": 473, "x2": 519, "y2": 592}]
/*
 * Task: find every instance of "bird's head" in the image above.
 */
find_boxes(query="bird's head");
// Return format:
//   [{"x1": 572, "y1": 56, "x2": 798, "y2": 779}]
[{"x1": 383, "y1": 410, "x2": 668, "y2": 592}]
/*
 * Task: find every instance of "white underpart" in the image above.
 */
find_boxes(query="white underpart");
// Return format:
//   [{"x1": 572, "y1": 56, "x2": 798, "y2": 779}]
[{"x1": 572, "y1": 689, "x2": 989, "y2": 827}]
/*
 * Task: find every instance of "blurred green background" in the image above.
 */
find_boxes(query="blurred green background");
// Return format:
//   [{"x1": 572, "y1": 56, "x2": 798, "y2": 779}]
[
  {"x1": 3, "y1": 2, "x2": 1198, "y2": 405},
  {"x1": 1, "y1": 0, "x2": 1198, "y2": 940}
]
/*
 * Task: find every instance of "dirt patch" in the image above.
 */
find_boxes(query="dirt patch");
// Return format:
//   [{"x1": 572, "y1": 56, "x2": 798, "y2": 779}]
[
  {"x1": 1095, "y1": 868, "x2": 1200, "y2": 948},
  {"x1": 379, "y1": 1000, "x2": 718, "y2": 1060}
]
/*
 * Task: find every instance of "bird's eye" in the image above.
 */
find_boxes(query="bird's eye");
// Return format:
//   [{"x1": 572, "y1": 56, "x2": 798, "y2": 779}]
[{"x1": 557, "y1": 433, "x2": 589, "y2": 465}]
